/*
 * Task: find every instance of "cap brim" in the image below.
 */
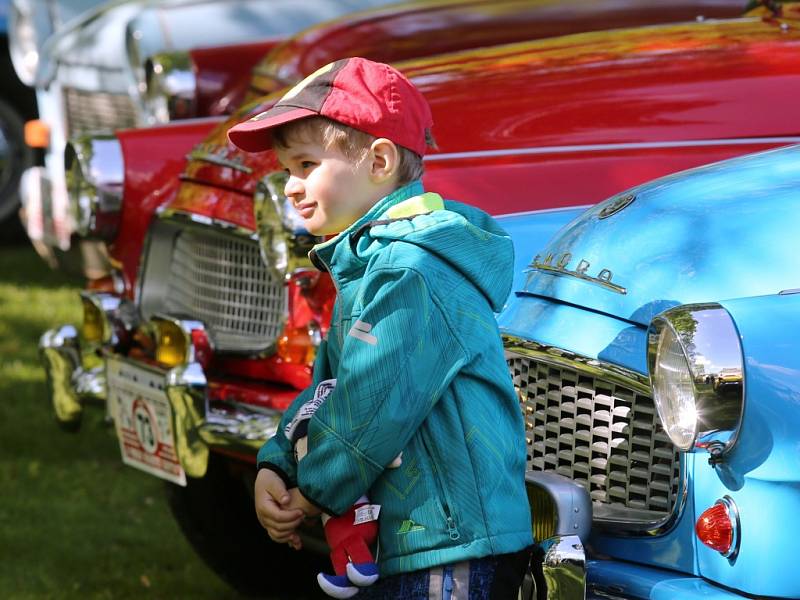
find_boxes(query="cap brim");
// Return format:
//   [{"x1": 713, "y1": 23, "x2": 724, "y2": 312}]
[{"x1": 227, "y1": 106, "x2": 318, "y2": 152}]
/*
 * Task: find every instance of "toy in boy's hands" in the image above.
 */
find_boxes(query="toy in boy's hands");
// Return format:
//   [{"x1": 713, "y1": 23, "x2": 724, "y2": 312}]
[{"x1": 286, "y1": 378, "x2": 401, "y2": 598}]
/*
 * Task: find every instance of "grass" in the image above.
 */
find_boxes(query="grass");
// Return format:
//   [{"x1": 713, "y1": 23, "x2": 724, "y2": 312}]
[{"x1": 0, "y1": 245, "x2": 243, "y2": 599}]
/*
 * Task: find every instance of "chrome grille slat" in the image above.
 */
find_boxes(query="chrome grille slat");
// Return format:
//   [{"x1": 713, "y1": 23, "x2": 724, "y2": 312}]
[
  {"x1": 163, "y1": 229, "x2": 287, "y2": 352},
  {"x1": 509, "y1": 354, "x2": 680, "y2": 520},
  {"x1": 63, "y1": 87, "x2": 138, "y2": 138}
]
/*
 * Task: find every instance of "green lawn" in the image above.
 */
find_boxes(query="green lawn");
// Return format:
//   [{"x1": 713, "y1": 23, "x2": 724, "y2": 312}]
[{"x1": 0, "y1": 245, "x2": 242, "y2": 599}]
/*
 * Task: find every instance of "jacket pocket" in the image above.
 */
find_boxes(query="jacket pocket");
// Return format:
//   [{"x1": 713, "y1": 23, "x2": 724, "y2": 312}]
[{"x1": 420, "y1": 427, "x2": 460, "y2": 542}]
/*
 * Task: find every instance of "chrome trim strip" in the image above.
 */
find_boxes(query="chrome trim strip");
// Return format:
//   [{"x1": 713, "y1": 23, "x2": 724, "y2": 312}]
[
  {"x1": 498, "y1": 204, "x2": 593, "y2": 219},
  {"x1": 505, "y1": 335, "x2": 688, "y2": 536},
  {"x1": 505, "y1": 336, "x2": 650, "y2": 394},
  {"x1": 156, "y1": 208, "x2": 258, "y2": 240},
  {"x1": 185, "y1": 149, "x2": 253, "y2": 174},
  {"x1": 424, "y1": 137, "x2": 800, "y2": 162}
]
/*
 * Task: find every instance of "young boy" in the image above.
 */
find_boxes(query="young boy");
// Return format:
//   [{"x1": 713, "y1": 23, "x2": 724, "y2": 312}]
[{"x1": 228, "y1": 57, "x2": 533, "y2": 599}]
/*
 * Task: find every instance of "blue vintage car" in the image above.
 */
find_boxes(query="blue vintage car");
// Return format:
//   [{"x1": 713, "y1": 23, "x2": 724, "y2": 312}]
[{"x1": 498, "y1": 143, "x2": 800, "y2": 598}]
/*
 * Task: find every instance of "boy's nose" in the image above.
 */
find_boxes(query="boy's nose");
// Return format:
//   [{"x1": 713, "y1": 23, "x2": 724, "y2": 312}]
[{"x1": 284, "y1": 176, "x2": 304, "y2": 200}]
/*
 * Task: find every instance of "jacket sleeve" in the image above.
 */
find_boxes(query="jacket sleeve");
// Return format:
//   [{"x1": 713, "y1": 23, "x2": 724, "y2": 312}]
[
  {"x1": 296, "y1": 267, "x2": 468, "y2": 515},
  {"x1": 256, "y1": 338, "x2": 333, "y2": 487}
]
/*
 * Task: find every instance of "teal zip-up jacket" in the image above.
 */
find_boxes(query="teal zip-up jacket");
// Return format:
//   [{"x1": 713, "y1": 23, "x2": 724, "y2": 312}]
[{"x1": 258, "y1": 180, "x2": 533, "y2": 575}]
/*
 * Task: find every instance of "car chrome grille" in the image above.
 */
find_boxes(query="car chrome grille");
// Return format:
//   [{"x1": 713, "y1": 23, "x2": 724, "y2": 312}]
[
  {"x1": 508, "y1": 353, "x2": 680, "y2": 522},
  {"x1": 64, "y1": 87, "x2": 138, "y2": 138},
  {"x1": 163, "y1": 229, "x2": 287, "y2": 353}
]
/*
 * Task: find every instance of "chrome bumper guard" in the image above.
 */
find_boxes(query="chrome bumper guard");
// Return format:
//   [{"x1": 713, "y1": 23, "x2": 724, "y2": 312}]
[
  {"x1": 157, "y1": 360, "x2": 281, "y2": 479},
  {"x1": 521, "y1": 472, "x2": 591, "y2": 600},
  {"x1": 39, "y1": 324, "x2": 107, "y2": 428}
]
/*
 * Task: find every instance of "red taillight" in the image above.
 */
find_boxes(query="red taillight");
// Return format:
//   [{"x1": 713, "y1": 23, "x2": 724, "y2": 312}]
[{"x1": 696, "y1": 501, "x2": 734, "y2": 556}]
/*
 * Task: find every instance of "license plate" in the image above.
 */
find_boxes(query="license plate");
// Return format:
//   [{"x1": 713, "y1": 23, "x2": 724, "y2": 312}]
[{"x1": 106, "y1": 357, "x2": 186, "y2": 486}]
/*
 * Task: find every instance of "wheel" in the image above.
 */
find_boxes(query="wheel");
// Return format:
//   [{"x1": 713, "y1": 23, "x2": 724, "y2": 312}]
[
  {"x1": 166, "y1": 454, "x2": 328, "y2": 598},
  {"x1": 0, "y1": 97, "x2": 32, "y2": 225}
]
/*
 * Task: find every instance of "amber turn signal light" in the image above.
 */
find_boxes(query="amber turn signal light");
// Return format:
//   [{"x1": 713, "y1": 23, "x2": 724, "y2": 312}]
[
  {"x1": 154, "y1": 320, "x2": 188, "y2": 368},
  {"x1": 277, "y1": 325, "x2": 316, "y2": 365},
  {"x1": 81, "y1": 297, "x2": 105, "y2": 343},
  {"x1": 24, "y1": 119, "x2": 50, "y2": 148},
  {"x1": 696, "y1": 498, "x2": 739, "y2": 558}
]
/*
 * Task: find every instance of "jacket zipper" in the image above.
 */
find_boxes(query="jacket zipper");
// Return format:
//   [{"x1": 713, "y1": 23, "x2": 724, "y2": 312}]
[
  {"x1": 309, "y1": 248, "x2": 345, "y2": 346},
  {"x1": 420, "y1": 429, "x2": 461, "y2": 541}
]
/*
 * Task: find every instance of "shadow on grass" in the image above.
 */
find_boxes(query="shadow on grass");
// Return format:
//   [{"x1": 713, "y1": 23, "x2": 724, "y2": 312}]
[{"x1": 0, "y1": 245, "x2": 84, "y2": 289}]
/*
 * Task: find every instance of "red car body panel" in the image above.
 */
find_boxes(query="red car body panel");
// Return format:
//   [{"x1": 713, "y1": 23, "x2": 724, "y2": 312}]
[
  {"x1": 249, "y1": 0, "x2": 744, "y2": 97},
  {"x1": 191, "y1": 38, "x2": 285, "y2": 117},
  {"x1": 175, "y1": 16, "x2": 800, "y2": 230},
  {"x1": 112, "y1": 118, "x2": 221, "y2": 291}
]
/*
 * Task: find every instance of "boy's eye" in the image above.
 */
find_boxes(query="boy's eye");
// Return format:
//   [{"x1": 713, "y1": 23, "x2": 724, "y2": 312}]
[{"x1": 301, "y1": 161, "x2": 315, "y2": 170}]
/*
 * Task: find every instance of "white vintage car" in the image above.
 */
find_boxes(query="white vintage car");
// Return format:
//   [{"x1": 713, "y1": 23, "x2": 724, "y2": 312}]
[{"x1": 10, "y1": 0, "x2": 390, "y2": 257}]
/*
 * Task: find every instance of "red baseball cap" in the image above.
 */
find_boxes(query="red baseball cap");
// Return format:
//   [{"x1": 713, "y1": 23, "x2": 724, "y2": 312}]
[{"x1": 227, "y1": 57, "x2": 433, "y2": 155}]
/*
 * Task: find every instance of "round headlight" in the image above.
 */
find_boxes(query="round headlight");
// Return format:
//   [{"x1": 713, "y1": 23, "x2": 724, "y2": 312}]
[
  {"x1": 651, "y1": 323, "x2": 697, "y2": 450},
  {"x1": 9, "y1": 1, "x2": 41, "y2": 86},
  {"x1": 143, "y1": 51, "x2": 197, "y2": 124},
  {"x1": 648, "y1": 304, "x2": 745, "y2": 457},
  {"x1": 65, "y1": 134, "x2": 124, "y2": 240},
  {"x1": 253, "y1": 171, "x2": 319, "y2": 278}
]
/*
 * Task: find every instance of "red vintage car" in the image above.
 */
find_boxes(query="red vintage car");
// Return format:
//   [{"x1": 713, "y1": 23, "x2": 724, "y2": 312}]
[
  {"x1": 46, "y1": 5, "x2": 800, "y2": 598},
  {"x1": 142, "y1": 0, "x2": 744, "y2": 123}
]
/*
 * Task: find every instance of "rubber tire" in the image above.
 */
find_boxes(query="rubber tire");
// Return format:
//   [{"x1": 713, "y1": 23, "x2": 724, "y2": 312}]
[
  {"x1": 166, "y1": 454, "x2": 327, "y2": 598},
  {"x1": 0, "y1": 97, "x2": 32, "y2": 225}
]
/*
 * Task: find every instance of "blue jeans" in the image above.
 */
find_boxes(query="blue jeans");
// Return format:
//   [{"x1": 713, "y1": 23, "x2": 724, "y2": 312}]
[{"x1": 353, "y1": 547, "x2": 531, "y2": 599}]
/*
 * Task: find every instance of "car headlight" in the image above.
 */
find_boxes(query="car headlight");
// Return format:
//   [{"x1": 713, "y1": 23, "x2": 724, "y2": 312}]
[
  {"x1": 9, "y1": 0, "x2": 43, "y2": 86},
  {"x1": 647, "y1": 304, "x2": 745, "y2": 456},
  {"x1": 152, "y1": 316, "x2": 210, "y2": 368},
  {"x1": 143, "y1": 51, "x2": 197, "y2": 124},
  {"x1": 80, "y1": 292, "x2": 138, "y2": 346},
  {"x1": 65, "y1": 134, "x2": 124, "y2": 240},
  {"x1": 253, "y1": 171, "x2": 319, "y2": 279}
]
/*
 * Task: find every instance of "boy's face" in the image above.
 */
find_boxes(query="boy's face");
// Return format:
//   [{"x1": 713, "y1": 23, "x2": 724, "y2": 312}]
[{"x1": 276, "y1": 136, "x2": 379, "y2": 236}]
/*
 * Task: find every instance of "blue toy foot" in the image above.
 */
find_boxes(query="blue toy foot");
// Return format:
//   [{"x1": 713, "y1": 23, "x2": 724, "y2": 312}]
[
  {"x1": 346, "y1": 561, "x2": 380, "y2": 586},
  {"x1": 317, "y1": 573, "x2": 359, "y2": 598}
]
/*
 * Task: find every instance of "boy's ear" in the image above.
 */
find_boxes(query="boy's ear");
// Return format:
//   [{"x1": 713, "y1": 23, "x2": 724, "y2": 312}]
[{"x1": 369, "y1": 138, "x2": 399, "y2": 184}]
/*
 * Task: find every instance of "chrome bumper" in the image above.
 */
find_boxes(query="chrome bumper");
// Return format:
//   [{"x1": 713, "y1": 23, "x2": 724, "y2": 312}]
[
  {"x1": 39, "y1": 324, "x2": 107, "y2": 428},
  {"x1": 521, "y1": 472, "x2": 591, "y2": 600},
  {"x1": 114, "y1": 357, "x2": 281, "y2": 479}
]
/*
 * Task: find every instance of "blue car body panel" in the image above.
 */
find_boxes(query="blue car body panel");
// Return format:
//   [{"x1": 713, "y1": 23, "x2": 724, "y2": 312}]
[
  {"x1": 517, "y1": 144, "x2": 800, "y2": 325},
  {"x1": 501, "y1": 145, "x2": 800, "y2": 598},
  {"x1": 588, "y1": 559, "x2": 747, "y2": 600}
]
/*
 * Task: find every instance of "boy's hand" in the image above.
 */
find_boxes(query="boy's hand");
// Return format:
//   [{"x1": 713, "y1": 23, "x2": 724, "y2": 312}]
[
  {"x1": 286, "y1": 487, "x2": 322, "y2": 519},
  {"x1": 254, "y1": 468, "x2": 304, "y2": 549}
]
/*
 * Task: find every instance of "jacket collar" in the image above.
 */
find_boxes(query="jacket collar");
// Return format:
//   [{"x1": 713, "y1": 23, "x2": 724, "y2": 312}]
[{"x1": 309, "y1": 179, "x2": 429, "y2": 276}]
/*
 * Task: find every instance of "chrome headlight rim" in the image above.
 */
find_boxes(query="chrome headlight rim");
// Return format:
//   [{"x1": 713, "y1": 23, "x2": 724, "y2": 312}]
[
  {"x1": 143, "y1": 50, "x2": 197, "y2": 124},
  {"x1": 253, "y1": 171, "x2": 320, "y2": 279},
  {"x1": 8, "y1": 0, "x2": 41, "y2": 86},
  {"x1": 647, "y1": 303, "x2": 745, "y2": 456},
  {"x1": 65, "y1": 133, "x2": 124, "y2": 241}
]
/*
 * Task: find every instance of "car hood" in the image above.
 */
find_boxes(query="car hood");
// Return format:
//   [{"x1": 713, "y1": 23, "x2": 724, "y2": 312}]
[{"x1": 518, "y1": 144, "x2": 800, "y2": 326}]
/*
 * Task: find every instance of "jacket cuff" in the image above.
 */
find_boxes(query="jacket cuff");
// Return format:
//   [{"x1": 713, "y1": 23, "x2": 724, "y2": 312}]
[
  {"x1": 257, "y1": 462, "x2": 295, "y2": 489},
  {"x1": 297, "y1": 483, "x2": 340, "y2": 517}
]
